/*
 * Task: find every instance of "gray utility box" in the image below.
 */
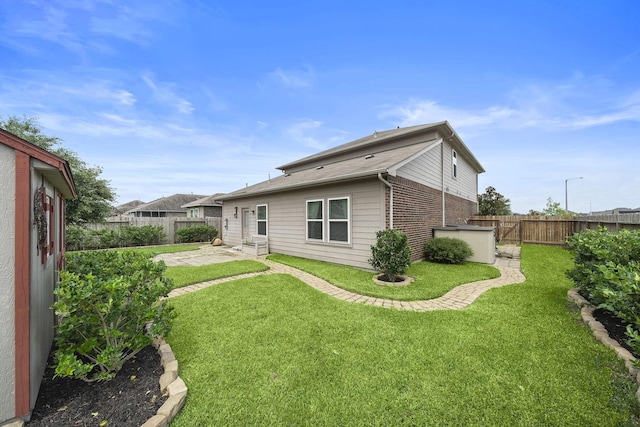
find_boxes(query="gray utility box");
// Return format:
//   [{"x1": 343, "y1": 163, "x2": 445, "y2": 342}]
[{"x1": 433, "y1": 225, "x2": 495, "y2": 264}]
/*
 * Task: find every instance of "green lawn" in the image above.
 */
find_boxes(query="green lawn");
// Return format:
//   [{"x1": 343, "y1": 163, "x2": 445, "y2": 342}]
[
  {"x1": 167, "y1": 245, "x2": 640, "y2": 426},
  {"x1": 164, "y1": 260, "x2": 269, "y2": 288},
  {"x1": 69, "y1": 243, "x2": 203, "y2": 257},
  {"x1": 268, "y1": 253, "x2": 500, "y2": 300}
]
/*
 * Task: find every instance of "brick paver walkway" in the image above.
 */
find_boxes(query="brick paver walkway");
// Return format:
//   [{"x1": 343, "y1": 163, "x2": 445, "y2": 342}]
[{"x1": 166, "y1": 246, "x2": 525, "y2": 311}]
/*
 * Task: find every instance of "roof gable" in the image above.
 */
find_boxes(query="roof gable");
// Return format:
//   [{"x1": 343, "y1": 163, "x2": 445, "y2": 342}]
[
  {"x1": 0, "y1": 128, "x2": 77, "y2": 198},
  {"x1": 218, "y1": 121, "x2": 484, "y2": 201}
]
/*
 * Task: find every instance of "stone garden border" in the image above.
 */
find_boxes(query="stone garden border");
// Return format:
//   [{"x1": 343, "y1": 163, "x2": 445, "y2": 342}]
[
  {"x1": 567, "y1": 288, "x2": 640, "y2": 404},
  {"x1": 372, "y1": 274, "x2": 414, "y2": 287},
  {"x1": 140, "y1": 339, "x2": 188, "y2": 427}
]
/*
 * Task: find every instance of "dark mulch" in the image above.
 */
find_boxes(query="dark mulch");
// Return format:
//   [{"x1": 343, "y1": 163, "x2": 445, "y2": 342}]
[
  {"x1": 593, "y1": 308, "x2": 640, "y2": 359},
  {"x1": 28, "y1": 345, "x2": 167, "y2": 427}
]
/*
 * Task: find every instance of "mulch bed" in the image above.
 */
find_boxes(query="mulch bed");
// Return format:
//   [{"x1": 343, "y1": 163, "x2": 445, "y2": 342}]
[
  {"x1": 28, "y1": 345, "x2": 167, "y2": 427},
  {"x1": 593, "y1": 308, "x2": 640, "y2": 359}
]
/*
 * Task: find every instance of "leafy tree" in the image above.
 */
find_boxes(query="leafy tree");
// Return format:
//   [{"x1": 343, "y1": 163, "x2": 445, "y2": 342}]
[
  {"x1": 542, "y1": 197, "x2": 569, "y2": 216},
  {"x1": 477, "y1": 186, "x2": 511, "y2": 215},
  {"x1": 1, "y1": 115, "x2": 116, "y2": 225}
]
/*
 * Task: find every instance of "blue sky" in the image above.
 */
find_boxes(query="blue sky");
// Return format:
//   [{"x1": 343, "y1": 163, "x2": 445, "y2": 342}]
[{"x1": 1, "y1": 1, "x2": 639, "y2": 214}]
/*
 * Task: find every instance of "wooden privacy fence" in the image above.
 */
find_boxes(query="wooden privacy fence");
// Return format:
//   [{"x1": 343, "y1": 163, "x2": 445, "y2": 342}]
[
  {"x1": 86, "y1": 217, "x2": 223, "y2": 244},
  {"x1": 468, "y1": 215, "x2": 640, "y2": 246}
]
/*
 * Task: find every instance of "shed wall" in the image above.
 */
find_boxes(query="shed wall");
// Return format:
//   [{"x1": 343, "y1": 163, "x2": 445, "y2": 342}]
[
  {"x1": 29, "y1": 169, "x2": 57, "y2": 410},
  {"x1": 0, "y1": 144, "x2": 16, "y2": 421},
  {"x1": 433, "y1": 228, "x2": 495, "y2": 264}
]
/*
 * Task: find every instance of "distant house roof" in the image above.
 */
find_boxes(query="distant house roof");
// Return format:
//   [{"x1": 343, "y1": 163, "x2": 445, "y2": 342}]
[
  {"x1": 113, "y1": 200, "x2": 145, "y2": 214},
  {"x1": 217, "y1": 121, "x2": 484, "y2": 201},
  {"x1": 125, "y1": 194, "x2": 208, "y2": 214},
  {"x1": 181, "y1": 193, "x2": 225, "y2": 208}
]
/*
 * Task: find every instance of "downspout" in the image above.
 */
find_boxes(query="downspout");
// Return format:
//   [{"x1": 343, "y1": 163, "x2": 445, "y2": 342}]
[
  {"x1": 378, "y1": 173, "x2": 393, "y2": 229},
  {"x1": 441, "y1": 132, "x2": 455, "y2": 226},
  {"x1": 441, "y1": 142, "x2": 445, "y2": 226}
]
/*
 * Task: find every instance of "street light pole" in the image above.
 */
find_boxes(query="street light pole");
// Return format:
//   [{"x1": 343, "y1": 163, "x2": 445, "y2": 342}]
[{"x1": 565, "y1": 176, "x2": 583, "y2": 212}]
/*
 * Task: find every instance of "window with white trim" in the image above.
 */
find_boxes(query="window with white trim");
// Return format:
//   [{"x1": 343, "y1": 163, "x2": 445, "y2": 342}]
[
  {"x1": 306, "y1": 200, "x2": 323, "y2": 240},
  {"x1": 452, "y1": 149, "x2": 458, "y2": 178},
  {"x1": 328, "y1": 197, "x2": 350, "y2": 243},
  {"x1": 256, "y1": 204, "x2": 268, "y2": 236}
]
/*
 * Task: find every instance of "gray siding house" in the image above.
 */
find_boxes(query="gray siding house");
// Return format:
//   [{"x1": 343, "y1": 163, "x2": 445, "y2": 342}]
[
  {"x1": 181, "y1": 193, "x2": 224, "y2": 218},
  {"x1": 217, "y1": 122, "x2": 484, "y2": 269},
  {"x1": 125, "y1": 194, "x2": 207, "y2": 218}
]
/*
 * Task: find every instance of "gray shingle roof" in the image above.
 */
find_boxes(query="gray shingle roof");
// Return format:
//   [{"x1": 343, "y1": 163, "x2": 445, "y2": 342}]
[
  {"x1": 113, "y1": 200, "x2": 145, "y2": 214},
  {"x1": 181, "y1": 193, "x2": 225, "y2": 208},
  {"x1": 126, "y1": 194, "x2": 208, "y2": 213},
  {"x1": 218, "y1": 121, "x2": 484, "y2": 200},
  {"x1": 277, "y1": 122, "x2": 442, "y2": 171}
]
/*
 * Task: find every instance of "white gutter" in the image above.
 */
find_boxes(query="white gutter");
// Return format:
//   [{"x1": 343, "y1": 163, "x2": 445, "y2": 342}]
[{"x1": 378, "y1": 172, "x2": 393, "y2": 229}]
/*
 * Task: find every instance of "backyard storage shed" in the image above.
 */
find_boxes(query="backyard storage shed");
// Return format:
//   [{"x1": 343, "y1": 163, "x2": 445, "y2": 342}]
[
  {"x1": 0, "y1": 128, "x2": 76, "y2": 424},
  {"x1": 433, "y1": 225, "x2": 496, "y2": 264},
  {"x1": 217, "y1": 121, "x2": 484, "y2": 269}
]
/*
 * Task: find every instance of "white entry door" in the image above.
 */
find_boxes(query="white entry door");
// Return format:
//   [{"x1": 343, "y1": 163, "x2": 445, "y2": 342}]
[{"x1": 242, "y1": 208, "x2": 251, "y2": 240}]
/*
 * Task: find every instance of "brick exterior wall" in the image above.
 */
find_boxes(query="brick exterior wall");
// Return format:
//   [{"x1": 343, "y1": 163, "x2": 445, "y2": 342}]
[{"x1": 387, "y1": 176, "x2": 478, "y2": 261}]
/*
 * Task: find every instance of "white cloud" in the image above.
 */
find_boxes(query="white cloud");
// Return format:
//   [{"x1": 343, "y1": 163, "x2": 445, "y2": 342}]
[
  {"x1": 142, "y1": 73, "x2": 194, "y2": 114},
  {"x1": 267, "y1": 67, "x2": 313, "y2": 88},
  {"x1": 382, "y1": 75, "x2": 640, "y2": 131},
  {"x1": 6, "y1": 6, "x2": 85, "y2": 54},
  {"x1": 0, "y1": 0, "x2": 178, "y2": 56},
  {"x1": 283, "y1": 119, "x2": 349, "y2": 150}
]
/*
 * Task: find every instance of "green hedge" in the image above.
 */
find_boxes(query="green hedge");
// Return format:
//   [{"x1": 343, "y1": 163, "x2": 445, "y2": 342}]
[
  {"x1": 175, "y1": 225, "x2": 218, "y2": 243},
  {"x1": 66, "y1": 225, "x2": 166, "y2": 251},
  {"x1": 567, "y1": 227, "x2": 640, "y2": 358}
]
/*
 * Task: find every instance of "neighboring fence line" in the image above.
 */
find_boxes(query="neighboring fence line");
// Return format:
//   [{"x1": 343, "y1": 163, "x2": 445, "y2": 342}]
[
  {"x1": 86, "y1": 217, "x2": 223, "y2": 244},
  {"x1": 468, "y1": 215, "x2": 640, "y2": 246}
]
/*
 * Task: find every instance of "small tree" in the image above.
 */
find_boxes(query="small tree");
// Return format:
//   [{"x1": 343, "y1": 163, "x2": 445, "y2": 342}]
[
  {"x1": 368, "y1": 229, "x2": 412, "y2": 283},
  {"x1": 478, "y1": 186, "x2": 511, "y2": 215},
  {"x1": 542, "y1": 197, "x2": 569, "y2": 216}
]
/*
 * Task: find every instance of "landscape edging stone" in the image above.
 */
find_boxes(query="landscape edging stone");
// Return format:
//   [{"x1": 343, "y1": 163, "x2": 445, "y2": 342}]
[
  {"x1": 140, "y1": 338, "x2": 188, "y2": 427},
  {"x1": 567, "y1": 288, "x2": 640, "y2": 404}
]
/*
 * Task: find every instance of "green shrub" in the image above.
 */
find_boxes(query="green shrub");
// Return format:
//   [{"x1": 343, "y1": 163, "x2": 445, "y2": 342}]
[
  {"x1": 566, "y1": 227, "x2": 640, "y2": 302},
  {"x1": 176, "y1": 225, "x2": 218, "y2": 243},
  {"x1": 423, "y1": 237, "x2": 473, "y2": 264},
  {"x1": 65, "y1": 225, "x2": 167, "y2": 250},
  {"x1": 119, "y1": 225, "x2": 166, "y2": 247},
  {"x1": 53, "y1": 250, "x2": 175, "y2": 382},
  {"x1": 567, "y1": 227, "x2": 640, "y2": 362},
  {"x1": 368, "y1": 229, "x2": 412, "y2": 282},
  {"x1": 65, "y1": 225, "x2": 88, "y2": 251}
]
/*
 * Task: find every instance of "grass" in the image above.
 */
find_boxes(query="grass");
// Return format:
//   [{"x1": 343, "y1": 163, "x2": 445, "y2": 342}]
[
  {"x1": 167, "y1": 245, "x2": 640, "y2": 426},
  {"x1": 267, "y1": 253, "x2": 500, "y2": 300},
  {"x1": 69, "y1": 243, "x2": 203, "y2": 257},
  {"x1": 164, "y1": 260, "x2": 269, "y2": 288}
]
